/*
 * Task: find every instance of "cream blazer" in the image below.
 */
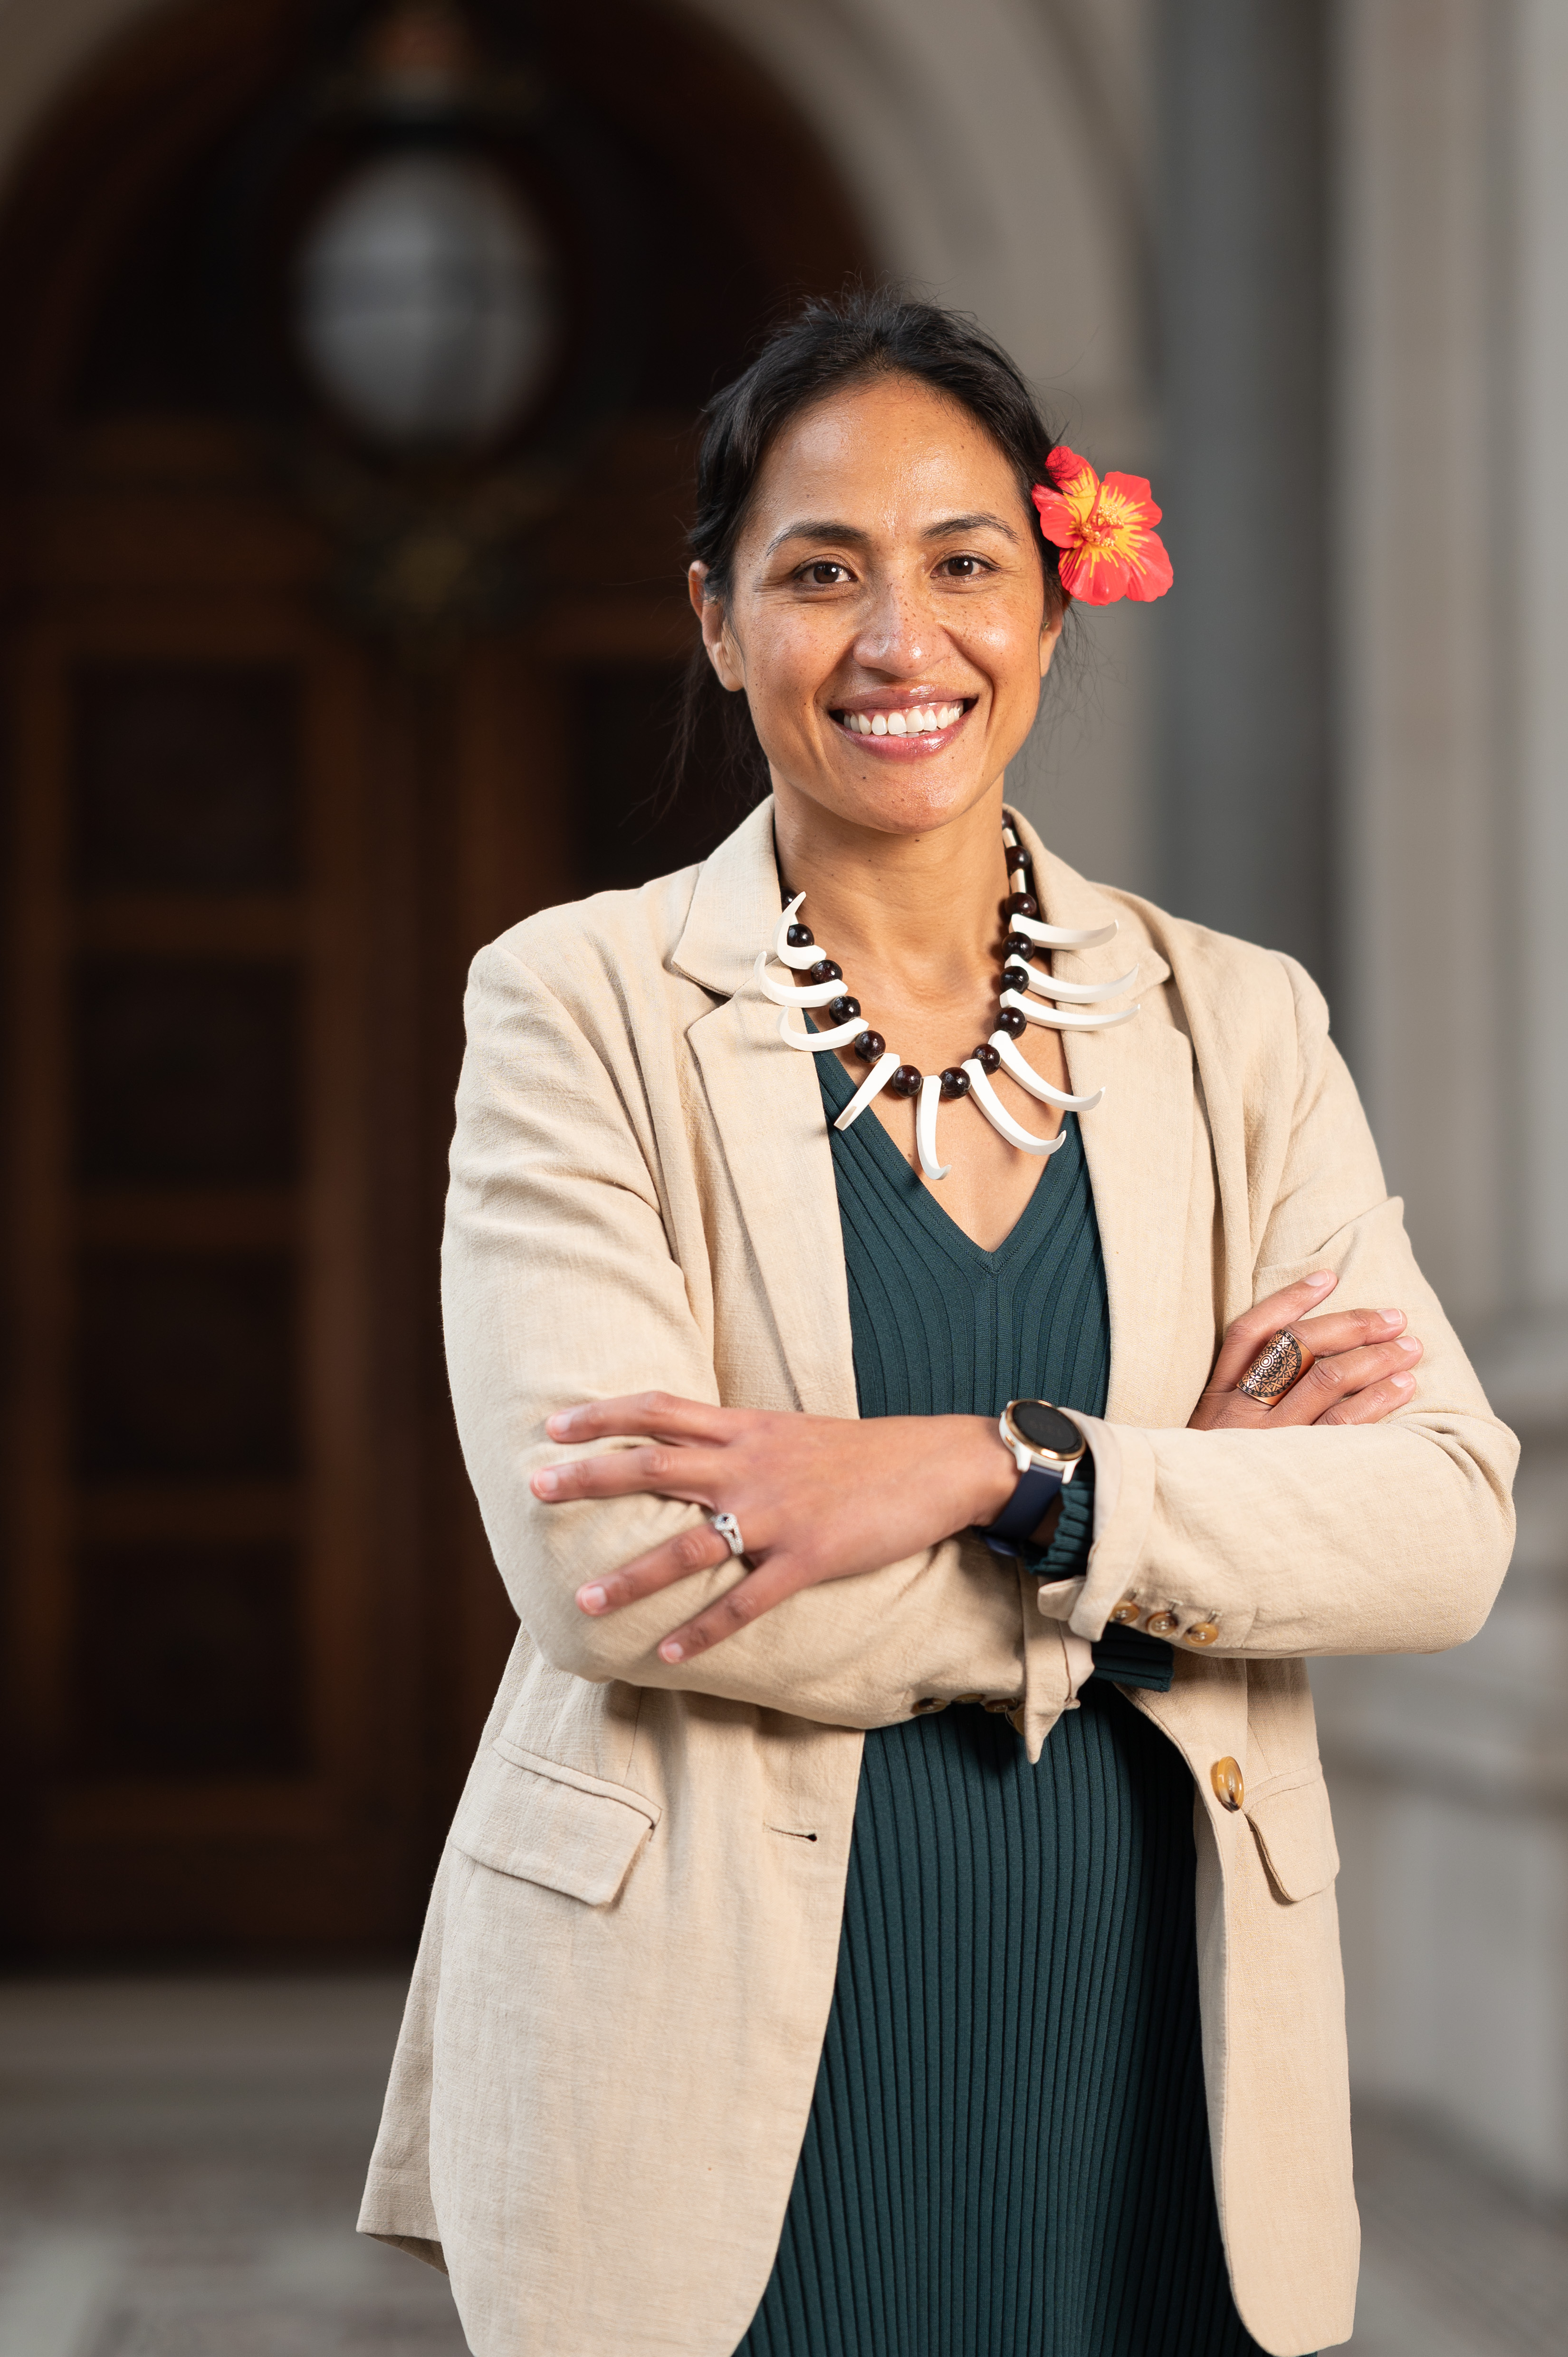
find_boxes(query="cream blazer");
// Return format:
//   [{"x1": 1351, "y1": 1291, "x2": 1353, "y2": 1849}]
[{"x1": 359, "y1": 798, "x2": 1517, "y2": 2357}]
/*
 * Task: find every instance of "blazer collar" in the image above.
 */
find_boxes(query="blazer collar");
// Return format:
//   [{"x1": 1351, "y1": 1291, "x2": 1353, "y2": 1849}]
[{"x1": 671, "y1": 797, "x2": 1195, "y2": 1428}]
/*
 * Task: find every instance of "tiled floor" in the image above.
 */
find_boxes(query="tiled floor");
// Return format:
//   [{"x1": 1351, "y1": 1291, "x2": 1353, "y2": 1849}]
[{"x1": 1, "y1": 1975, "x2": 1564, "y2": 2356}]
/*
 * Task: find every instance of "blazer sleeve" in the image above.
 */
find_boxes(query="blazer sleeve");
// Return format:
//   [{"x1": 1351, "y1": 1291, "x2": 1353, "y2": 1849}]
[
  {"x1": 1053, "y1": 958, "x2": 1519, "y2": 1657},
  {"x1": 441, "y1": 940, "x2": 1043, "y2": 1731}
]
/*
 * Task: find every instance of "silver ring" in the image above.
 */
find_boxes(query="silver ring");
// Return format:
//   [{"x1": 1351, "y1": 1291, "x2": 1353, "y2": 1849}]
[{"x1": 709, "y1": 1511, "x2": 746, "y2": 1558}]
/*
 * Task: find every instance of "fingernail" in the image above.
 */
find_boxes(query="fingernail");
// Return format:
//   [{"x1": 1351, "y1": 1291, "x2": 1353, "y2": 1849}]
[
  {"x1": 545, "y1": 1412, "x2": 572, "y2": 1437},
  {"x1": 1307, "y1": 1271, "x2": 1335, "y2": 1290},
  {"x1": 1397, "y1": 1338, "x2": 1421, "y2": 1357},
  {"x1": 577, "y1": 1584, "x2": 607, "y2": 1615},
  {"x1": 534, "y1": 1468, "x2": 559, "y2": 1496},
  {"x1": 659, "y1": 1639, "x2": 685, "y2": 1663},
  {"x1": 1378, "y1": 1308, "x2": 1403, "y2": 1328},
  {"x1": 1390, "y1": 1372, "x2": 1415, "y2": 1392}
]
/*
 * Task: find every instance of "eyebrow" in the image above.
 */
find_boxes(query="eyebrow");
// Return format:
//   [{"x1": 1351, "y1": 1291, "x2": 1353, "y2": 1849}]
[{"x1": 764, "y1": 511, "x2": 1021, "y2": 558}]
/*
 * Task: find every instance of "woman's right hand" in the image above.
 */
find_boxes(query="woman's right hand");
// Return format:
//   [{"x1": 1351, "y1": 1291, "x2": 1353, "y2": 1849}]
[{"x1": 1188, "y1": 1271, "x2": 1423, "y2": 1431}]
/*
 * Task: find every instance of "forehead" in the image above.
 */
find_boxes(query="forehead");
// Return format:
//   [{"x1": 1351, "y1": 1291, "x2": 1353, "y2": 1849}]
[{"x1": 747, "y1": 374, "x2": 1023, "y2": 529}]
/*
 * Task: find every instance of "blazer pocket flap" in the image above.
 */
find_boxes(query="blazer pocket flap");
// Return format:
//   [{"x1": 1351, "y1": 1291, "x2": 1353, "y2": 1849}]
[
  {"x1": 450, "y1": 1740, "x2": 660, "y2": 1907},
  {"x1": 1245, "y1": 1774, "x2": 1339, "y2": 1902}
]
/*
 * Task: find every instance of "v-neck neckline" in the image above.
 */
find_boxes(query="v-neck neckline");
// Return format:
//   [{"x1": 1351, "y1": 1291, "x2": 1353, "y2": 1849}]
[{"x1": 814, "y1": 1047, "x2": 1079, "y2": 1271}]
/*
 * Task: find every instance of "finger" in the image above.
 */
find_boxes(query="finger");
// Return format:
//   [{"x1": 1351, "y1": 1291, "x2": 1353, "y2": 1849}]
[
  {"x1": 1266, "y1": 1337, "x2": 1423, "y2": 1426},
  {"x1": 1289, "y1": 1306, "x2": 1408, "y2": 1360},
  {"x1": 574, "y1": 1517, "x2": 739, "y2": 1616},
  {"x1": 1210, "y1": 1274, "x2": 1338, "y2": 1389},
  {"x1": 533, "y1": 1443, "x2": 728, "y2": 1505},
  {"x1": 655, "y1": 1558, "x2": 816, "y2": 1663},
  {"x1": 545, "y1": 1392, "x2": 741, "y2": 1447},
  {"x1": 1313, "y1": 1370, "x2": 1418, "y2": 1428}
]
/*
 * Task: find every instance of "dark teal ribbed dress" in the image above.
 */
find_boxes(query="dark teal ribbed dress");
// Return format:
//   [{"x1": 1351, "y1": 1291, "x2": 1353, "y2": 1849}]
[{"x1": 734, "y1": 1057, "x2": 1272, "y2": 2357}]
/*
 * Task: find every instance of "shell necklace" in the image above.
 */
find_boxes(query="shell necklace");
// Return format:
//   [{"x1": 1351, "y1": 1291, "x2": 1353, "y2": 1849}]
[{"x1": 757, "y1": 824, "x2": 1140, "y2": 1182}]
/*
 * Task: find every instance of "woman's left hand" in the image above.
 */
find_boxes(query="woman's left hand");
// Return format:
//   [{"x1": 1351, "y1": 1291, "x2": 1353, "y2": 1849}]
[{"x1": 532, "y1": 1395, "x2": 1018, "y2": 1664}]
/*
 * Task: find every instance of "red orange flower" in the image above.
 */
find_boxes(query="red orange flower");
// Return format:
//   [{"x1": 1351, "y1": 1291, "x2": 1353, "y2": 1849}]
[{"x1": 1031, "y1": 445, "x2": 1173, "y2": 605}]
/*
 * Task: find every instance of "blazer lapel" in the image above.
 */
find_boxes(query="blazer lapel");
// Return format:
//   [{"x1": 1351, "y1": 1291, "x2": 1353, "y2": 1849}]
[
  {"x1": 672, "y1": 801, "x2": 860, "y2": 1420},
  {"x1": 1013, "y1": 813, "x2": 1195, "y2": 1428}
]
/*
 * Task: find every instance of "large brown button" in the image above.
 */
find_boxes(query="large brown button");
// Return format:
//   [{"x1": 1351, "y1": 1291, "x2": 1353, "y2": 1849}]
[
  {"x1": 983, "y1": 1694, "x2": 1024, "y2": 1715},
  {"x1": 1211, "y1": 1757, "x2": 1245, "y2": 1811},
  {"x1": 912, "y1": 1696, "x2": 947, "y2": 1715},
  {"x1": 953, "y1": 1693, "x2": 986, "y2": 1706},
  {"x1": 1186, "y1": 1621, "x2": 1219, "y2": 1647},
  {"x1": 1109, "y1": 1597, "x2": 1141, "y2": 1625},
  {"x1": 1146, "y1": 1609, "x2": 1180, "y2": 1636}
]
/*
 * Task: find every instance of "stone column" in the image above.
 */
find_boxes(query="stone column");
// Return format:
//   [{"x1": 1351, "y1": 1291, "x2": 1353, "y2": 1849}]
[
  {"x1": 1314, "y1": 0, "x2": 1568, "y2": 2201},
  {"x1": 1154, "y1": 0, "x2": 1332, "y2": 979}
]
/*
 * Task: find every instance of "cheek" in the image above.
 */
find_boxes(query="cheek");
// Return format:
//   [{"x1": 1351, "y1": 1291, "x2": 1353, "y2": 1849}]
[{"x1": 736, "y1": 612, "x2": 834, "y2": 733}]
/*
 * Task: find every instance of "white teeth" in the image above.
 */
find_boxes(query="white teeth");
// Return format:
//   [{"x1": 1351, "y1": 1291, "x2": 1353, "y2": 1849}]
[{"x1": 840, "y1": 703, "x2": 964, "y2": 736}]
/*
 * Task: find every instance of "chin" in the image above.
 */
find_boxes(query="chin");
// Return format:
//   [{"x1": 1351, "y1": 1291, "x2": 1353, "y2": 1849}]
[{"x1": 822, "y1": 760, "x2": 998, "y2": 841}]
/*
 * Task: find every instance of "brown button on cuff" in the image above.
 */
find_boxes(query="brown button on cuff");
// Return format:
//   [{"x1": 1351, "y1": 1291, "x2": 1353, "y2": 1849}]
[
  {"x1": 911, "y1": 1696, "x2": 947, "y2": 1715},
  {"x1": 1146, "y1": 1609, "x2": 1180, "y2": 1636},
  {"x1": 1185, "y1": 1620, "x2": 1219, "y2": 1646},
  {"x1": 1210, "y1": 1756, "x2": 1245, "y2": 1811},
  {"x1": 1109, "y1": 1597, "x2": 1141, "y2": 1625}
]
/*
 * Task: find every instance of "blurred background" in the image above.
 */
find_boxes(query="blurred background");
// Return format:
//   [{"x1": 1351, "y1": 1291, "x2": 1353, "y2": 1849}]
[{"x1": 0, "y1": 0, "x2": 1563, "y2": 2350}]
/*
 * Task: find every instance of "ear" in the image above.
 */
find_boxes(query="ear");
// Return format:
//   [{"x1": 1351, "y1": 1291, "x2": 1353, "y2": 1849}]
[
  {"x1": 688, "y1": 562, "x2": 746, "y2": 694},
  {"x1": 1039, "y1": 602, "x2": 1067, "y2": 680}
]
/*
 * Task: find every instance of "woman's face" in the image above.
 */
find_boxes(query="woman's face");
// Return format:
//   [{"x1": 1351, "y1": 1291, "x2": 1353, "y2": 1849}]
[{"x1": 688, "y1": 373, "x2": 1062, "y2": 840}]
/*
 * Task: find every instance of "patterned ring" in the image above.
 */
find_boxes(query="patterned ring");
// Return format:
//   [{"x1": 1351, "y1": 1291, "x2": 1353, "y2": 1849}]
[
  {"x1": 710, "y1": 1511, "x2": 747, "y2": 1559},
  {"x1": 1237, "y1": 1327, "x2": 1314, "y2": 1405}
]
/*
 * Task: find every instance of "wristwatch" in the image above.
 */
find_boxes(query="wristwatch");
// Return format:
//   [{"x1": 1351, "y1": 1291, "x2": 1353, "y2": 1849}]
[{"x1": 979, "y1": 1398, "x2": 1088, "y2": 1557}]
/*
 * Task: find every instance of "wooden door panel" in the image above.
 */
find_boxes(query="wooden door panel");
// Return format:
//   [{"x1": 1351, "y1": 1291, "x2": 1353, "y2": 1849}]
[{"x1": 3, "y1": 608, "x2": 397, "y2": 1949}]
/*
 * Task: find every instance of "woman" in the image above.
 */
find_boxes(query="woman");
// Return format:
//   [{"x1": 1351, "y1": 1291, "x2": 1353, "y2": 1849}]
[{"x1": 359, "y1": 293, "x2": 1516, "y2": 2357}]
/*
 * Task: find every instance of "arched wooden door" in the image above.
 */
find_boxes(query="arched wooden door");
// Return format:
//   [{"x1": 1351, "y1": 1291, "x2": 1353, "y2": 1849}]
[{"x1": 0, "y1": 0, "x2": 869, "y2": 1956}]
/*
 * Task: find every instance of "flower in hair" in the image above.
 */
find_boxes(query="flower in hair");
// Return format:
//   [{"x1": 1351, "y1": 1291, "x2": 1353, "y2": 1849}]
[{"x1": 1031, "y1": 446, "x2": 1173, "y2": 605}]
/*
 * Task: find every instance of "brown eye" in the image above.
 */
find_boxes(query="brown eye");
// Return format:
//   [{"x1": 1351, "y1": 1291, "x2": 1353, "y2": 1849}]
[
  {"x1": 939, "y1": 554, "x2": 987, "y2": 578},
  {"x1": 804, "y1": 561, "x2": 850, "y2": 587}
]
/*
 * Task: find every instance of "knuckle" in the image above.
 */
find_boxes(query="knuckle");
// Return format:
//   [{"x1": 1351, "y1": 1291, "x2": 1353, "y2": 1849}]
[
  {"x1": 672, "y1": 1527, "x2": 712, "y2": 1570},
  {"x1": 641, "y1": 1391, "x2": 677, "y2": 1419}
]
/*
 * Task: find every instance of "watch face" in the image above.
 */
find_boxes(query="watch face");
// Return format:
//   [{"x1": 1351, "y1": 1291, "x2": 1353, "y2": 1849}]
[{"x1": 1012, "y1": 1400, "x2": 1081, "y2": 1458}]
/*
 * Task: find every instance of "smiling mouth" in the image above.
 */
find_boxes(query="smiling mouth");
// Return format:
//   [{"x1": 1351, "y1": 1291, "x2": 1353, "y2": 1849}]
[{"x1": 832, "y1": 699, "x2": 973, "y2": 739}]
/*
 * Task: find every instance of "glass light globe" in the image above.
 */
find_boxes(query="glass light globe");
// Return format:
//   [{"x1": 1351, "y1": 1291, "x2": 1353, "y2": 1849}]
[{"x1": 295, "y1": 152, "x2": 555, "y2": 449}]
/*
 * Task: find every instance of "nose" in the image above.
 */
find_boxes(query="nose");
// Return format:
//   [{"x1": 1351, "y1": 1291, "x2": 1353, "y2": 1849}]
[{"x1": 851, "y1": 575, "x2": 934, "y2": 676}]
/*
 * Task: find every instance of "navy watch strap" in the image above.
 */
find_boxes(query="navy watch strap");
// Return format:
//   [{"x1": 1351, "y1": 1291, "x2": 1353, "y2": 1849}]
[{"x1": 980, "y1": 1463, "x2": 1066, "y2": 1558}]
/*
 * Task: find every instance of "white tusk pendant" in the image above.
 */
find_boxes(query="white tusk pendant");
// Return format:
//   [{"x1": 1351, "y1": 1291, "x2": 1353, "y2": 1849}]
[
  {"x1": 754, "y1": 952, "x2": 847, "y2": 1009},
  {"x1": 1010, "y1": 913, "x2": 1120, "y2": 951},
  {"x1": 834, "y1": 1050, "x2": 901, "y2": 1131},
  {"x1": 1001, "y1": 988, "x2": 1139, "y2": 1033},
  {"x1": 916, "y1": 1074, "x2": 951, "y2": 1180},
  {"x1": 778, "y1": 1010, "x2": 866, "y2": 1051},
  {"x1": 1021, "y1": 963, "x2": 1139, "y2": 1005},
  {"x1": 774, "y1": 892, "x2": 821, "y2": 970},
  {"x1": 989, "y1": 1029, "x2": 1104, "y2": 1111},
  {"x1": 962, "y1": 1060, "x2": 1069, "y2": 1157}
]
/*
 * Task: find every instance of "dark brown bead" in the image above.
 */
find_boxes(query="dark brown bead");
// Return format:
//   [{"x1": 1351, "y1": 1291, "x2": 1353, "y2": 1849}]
[
  {"x1": 998, "y1": 1006, "x2": 1028, "y2": 1037},
  {"x1": 939, "y1": 1066, "x2": 971, "y2": 1098},
  {"x1": 807, "y1": 958, "x2": 843, "y2": 986},
  {"x1": 786, "y1": 922, "x2": 814, "y2": 948},
  {"x1": 853, "y1": 1030, "x2": 885, "y2": 1062},
  {"x1": 1004, "y1": 932, "x2": 1034, "y2": 960},
  {"x1": 1005, "y1": 891, "x2": 1039, "y2": 919},
  {"x1": 1001, "y1": 965, "x2": 1033, "y2": 995},
  {"x1": 973, "y1": 1043, "x2": 1002, "y2": 1073},
  {"x1": 888, "y1": 1064, "x2": 923, "y2": 1097},
  {"x1": 827, "y1": 995, "x2": 860, "y2": 1025}
]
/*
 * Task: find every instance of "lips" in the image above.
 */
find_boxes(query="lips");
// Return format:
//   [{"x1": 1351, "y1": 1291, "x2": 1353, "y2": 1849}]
[{"x1": 831, "y1": 697, "x2": 975, "y2": 756}]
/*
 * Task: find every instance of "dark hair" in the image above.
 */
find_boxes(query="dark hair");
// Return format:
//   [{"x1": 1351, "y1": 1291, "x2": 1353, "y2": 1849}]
[{"x1": 673, "y1": 287, "x2": 1066, "y2": 802}]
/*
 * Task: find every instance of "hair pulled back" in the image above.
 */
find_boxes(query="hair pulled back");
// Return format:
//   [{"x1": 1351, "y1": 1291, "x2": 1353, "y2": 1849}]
[{"x1": 674, "y1": 286, "x2": 1064, "y2": 801}]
